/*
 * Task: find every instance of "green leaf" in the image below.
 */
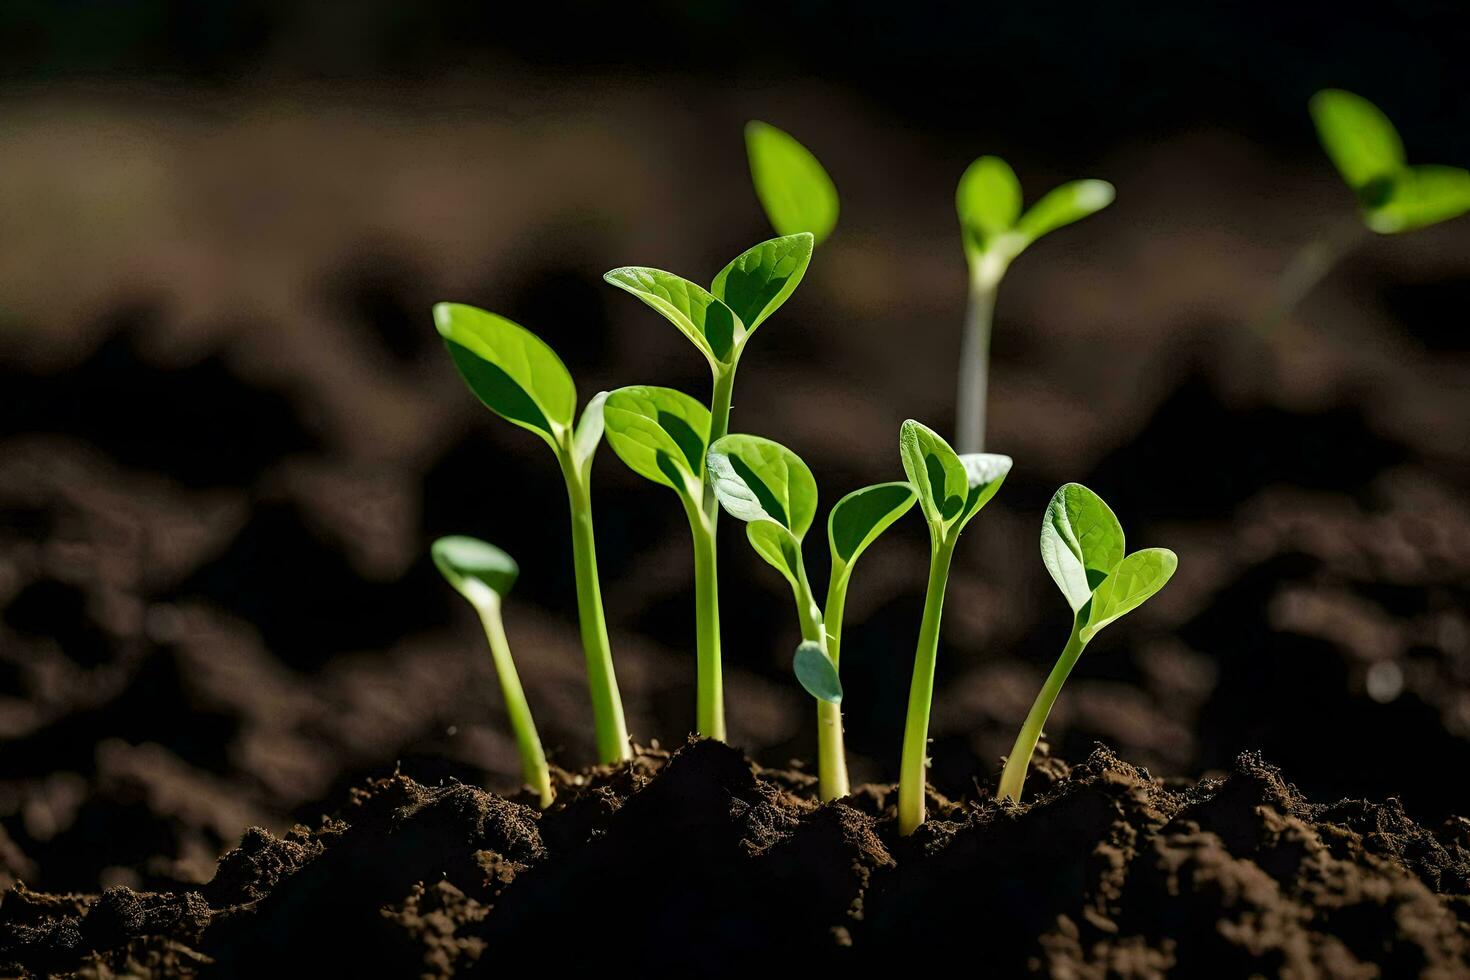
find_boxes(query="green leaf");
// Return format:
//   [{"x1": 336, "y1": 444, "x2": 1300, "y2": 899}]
[
  {"x1": 573, "y1": 391, "x2": 608, "y2": 472},
  {"x1": 898, "y1": 420, "x2": 968, "y2": 528},
  {"x1": 1040, "y1": 483, "x2": 1126, "y2": 613},
  {"x1": 434, "y1": 303, "x2": 577, "y2": 444},
  {"x1": 604, "y1": 267, "x2": 742, "y2": 365},
  {"x1": 432, "y1": 535, "x2": 519, "y2": 601},
  {"x1": 956, "y1": 155, "x2": 1022, "y2": 253},
  {"x1": 747, "y1": 520, "x2": 804, "y2": 586},
  {"x1": 793, "y1": 640, "x2": 842, "y2": 704},
  {"x1": 1310, "y1": 89, "x2": 1405, "y2": 194},
  {"x1": 746, "y1": 121, "x2": 839, "y2": 246},
  {"x1": 955, "y1": 453, "x2": 1014, "y2": 530},
  {"x1": 710, "y1": 234, "x2": 815, "y2": 336},
  {"x1": 1080, "y1": 547, "x2": 1178, "y2": 643},
  {"x1": 603, "y1": 386, "x2": 711, "y2": 497},
  {"x1": 706, "y1": 434, "x2": 818, "y2": 539},
  {"x1": 1367, "y1": 165, "x2": 1470, "y2": 233},
  {"x1": 828, "y1": 482, "x2": 916, "y2": 570},
  {"x1": 1015, "y1": 180, "x2": 1115, "y2": 244}
]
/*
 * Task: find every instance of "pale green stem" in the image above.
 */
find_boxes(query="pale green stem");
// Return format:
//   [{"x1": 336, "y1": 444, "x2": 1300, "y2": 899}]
[
  {"x1": 558, "y1": 451, "x2": 631, "y2": 763},
  {"x1": 793, "y1": 559, "x2": 847, "y2": 801},
  {"x1": 997, "y1": 620, "x2": 1087, "y2": 804},
  {"x1": 955, "y1": 274, "x2": 999, "y2": 454},
  {"x1": 468, "y1": 584, "x2": 553, "y2": 808},
  {"x1": 1259, "y1": 217, "x2": 1370, "y2": 335},
  {"x1": 818, "y1": 569, "x2": 852, "y2": 803},
  {"x1": 683, "y1": 497, "x2": 724, "y2": 740},
  {"x1": 703, "y1": 364, "x2": 738, "y2": 520},
  {"x1": 898, "y1": 534, "x2": 956, "y2": 835}
]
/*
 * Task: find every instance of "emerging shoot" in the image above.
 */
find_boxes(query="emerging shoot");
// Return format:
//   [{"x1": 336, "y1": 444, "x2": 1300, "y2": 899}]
[
  {"x1": 602, "y1": 385, "x2": 723, "y2": 739},
  {"x1": 953, "y1": 157, "x2": 1114, "y2": 453},
  {"x1": 896, "y1": 420, "x2": 1012, "y2": 835},
  {"x1": 432, "y1": 536, "x2": 554, "y2": 809},
  {"x1": 997, "y1": 484, "x2": 1177, "y2": 804},
  {"x1": 434, "y1": 303, "x2": 631, "y2": 764},
  {"x1": 746, "y1": 120, "x2": 839, "y2": 245}
]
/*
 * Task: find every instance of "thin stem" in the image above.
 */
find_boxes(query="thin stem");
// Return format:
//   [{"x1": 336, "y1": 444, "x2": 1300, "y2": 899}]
[
  {"x1": 470, "y1": 586, "x2": 554, "y2": 808},
  {"x1": 685, "y1": 500, "x2": 725, "y2": 740},
  {"x1": 898, "y1": 535, "x2": 956, "y2": 835},
  {"x1": 559, "y1": 451, "x2": 632, "y2": 763},
  {"x1": 1259, "y1": 217, "x2": 1370, "y2": 334},
  {"x1": 997, "y1": 622, "x2": 1086, "y2": 804},
  {"x1": 955, "y1": 275, "x2": 998, "y2": 455},
  {"x1": 794, "y1": 560, "x2": 848, "y2": 801},
  {"x1": 702, "y1": 364, "x2": 738, "y2": 521},
  {"x1": 816, "y1": 569, "x2": 852, "y2": 803}
]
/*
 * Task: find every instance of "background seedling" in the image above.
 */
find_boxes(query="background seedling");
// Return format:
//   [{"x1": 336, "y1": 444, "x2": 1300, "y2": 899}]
[
  {"x1": 746, "y1": 120, "x2": 839, "y2": 245},
  {"x1": 1271, "y1": 89, "x2": 1470, "y2": 324},
  {"x1": 434, "y1": 302, "x2": 631, "y2": 764},
  {"x1": 432, "y1": 536, "x2": 554, "y2": 808},
  {"x1": 953, "y1": 157, "x2": 1114, "y2": 453},
  {"x1": 997, "y1": 484, "x2": 1177, "y2": 804},
  {"x1": 708, "y1": 435, "x2": 911, "y2": 800},
  {"x1": 896, "y1": 419, "x2": 1011, "y2": 835},
  {"x1": 602, "y1": 385, "x2": 724, "y2": 739}
]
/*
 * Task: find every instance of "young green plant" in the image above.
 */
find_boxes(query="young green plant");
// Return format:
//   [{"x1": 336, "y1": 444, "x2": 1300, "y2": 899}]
[
  {"x1": 997, "y1": 484, "x2": 1177, "y2": 804},
  {"x1": 432, "y1": 536, "x2": 554, "y2": 808},
  {"x1": 745, "y1": 120, "x2": 839, "y2": 245},
  {"x1": 1270, "y1": 89, "x2": 1470, "y2": 323},
  {"x1": 953, "y1": 158, "x2": 1114, "y2": 453},
  {"x1": 601, "y1": 385, "x2": 724, "y2": 739},
  {"x1": 896, "y1": 419, "x2": 1012, "y2": 835},
  {"x1": 706, "y1": 434, "x2": 914, "y2": 801},
  {"x1": 434, "y1": 303, "x2": 631, "y2": 764}
]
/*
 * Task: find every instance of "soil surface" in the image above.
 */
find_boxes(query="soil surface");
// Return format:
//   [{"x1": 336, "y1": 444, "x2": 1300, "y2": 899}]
[{"x1": 1, "y1": 739, "x2": 1466, "y2": 977}]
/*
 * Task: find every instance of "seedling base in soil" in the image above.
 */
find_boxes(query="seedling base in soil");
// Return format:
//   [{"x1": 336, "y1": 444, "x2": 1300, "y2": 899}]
[{"x1": 3, "y1": 740, "x2": 1466, "y2": 977}]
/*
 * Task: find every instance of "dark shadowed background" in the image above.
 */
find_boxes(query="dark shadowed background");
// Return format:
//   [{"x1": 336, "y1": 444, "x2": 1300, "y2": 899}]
[{"x1": 1, "y1": 1, "x2": 1468, "y2": 892}]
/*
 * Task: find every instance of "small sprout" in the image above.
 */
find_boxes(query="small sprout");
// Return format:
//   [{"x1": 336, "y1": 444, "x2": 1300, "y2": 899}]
[
  {"x1": 434, "y1": 303, "x2": 631, "y2": 764},
  {"x1": 432, "y1": 536, "x2": 554, "y2": 809},
  {"x1": 997, "y1": 484, "x2": 1177, "y2": 804},
  {"x1": 745, "y1": 121, "x2": 840, "y2": 245},
  {"x1": 602, "y1": 385, "x2": 724, "y2": 740},
  {"x1": 1311, "y1": 89, "x2": 1470, "y2": 234},
  {"x1": 896, "y1": 420, "x2": 1012, "y2": 835},
  {"x1": 952, "y1": 156, "x2": 1114, "y2": 454}
]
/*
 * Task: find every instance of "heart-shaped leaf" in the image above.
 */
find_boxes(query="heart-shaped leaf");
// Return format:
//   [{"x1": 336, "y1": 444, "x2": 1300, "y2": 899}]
[
  {"x1": 710, "y1": 233, "x2": 815, "y2": 336},
  {"x1": 829, "y1": 482, "x2": 917, "y2": 573},
  {"x1": 604, "y1": 267, "x2": 743, "y2": 366},
  {"x1": 434, "y1": 303, "x2": 577, "y2": 445},
  {"x1": 1040, "y1": 483, "x2": 1125, "y2": 613},
  {"x1": 956, "y1": 155, "x2": 1022, "y2": 254},
  {"x1": 793, "y1": 640, "x2": 842, "y2": 704},
  {"x1": 1080, "y1": 547, "x2": 1178, "y2": 643},
  {"x1": 1310, "y1": 89, "x2": 1406, "y2": 195},
  {"x1": 706, "y1": 434, "x2": 818, "y2": 540},
  {"x1": 603, "y1": 386, "x2": 711, "y2": 499},
  {"x1": 432, "y1": 535, "x2": 519, "y2": 601},
  {"x1": 1367, "y1": 165, "x2": 1470, "y2": 233},
  {"x1": 1015, "y1": 179, "x2": 1115, "y2": 245},
  {"x1": 747, "y1": 121, "x2": 839, "y2": 246}
]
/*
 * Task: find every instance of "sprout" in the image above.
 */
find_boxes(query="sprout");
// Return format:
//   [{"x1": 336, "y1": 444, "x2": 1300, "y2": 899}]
[
  {"x1": 433, "y1": 303, "x2": 631, "y2": 764},
  {"x1": 432, "y1": 536, "x2": 554, "y2": 809},
  {"x1": 602, "y1": 385, "x2": 724, "y2": 739},
  {"x1": 953, "y1": 157, "x2": 1114, "y2": 454},
  {"x1": 745, "y1": 120, "x2": 839, "y2": 245},
  {"x1": 896, "y1": 420, "x2": 1012, "y2": 835},
  {"x1": 707, "y1": 434, "x2": 913, "y2": 801},
  {"x1": 997, "y1": 484, "x2": 1177, "y2": 804}
]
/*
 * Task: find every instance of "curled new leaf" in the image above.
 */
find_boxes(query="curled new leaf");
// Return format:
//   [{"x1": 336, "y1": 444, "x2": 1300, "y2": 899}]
[
  {"x1": 829, "y1": 482, "x2": 917, "y2": 572},
  {"x1": 434, "y1": 303, "x2": 577, "y2": 444},
  {"x1": 706, "y1": 434, "x2": 818, "y2": 539},
  {"x1": 572, "y1": 391, "x2": 608, "y2": 473},
  {"x1": 899, "y1": 420, "x2": 1011, "y2": 536},
  {"x1": 1040, "y1": 483, "x2": 1125, "y2": 612},
  {"x1": 603, "y1": 267, "x2": 742, "y2": 366},
  {"x1": 603, "y1": 386, "x2": 711, "y2": 498},
  {"x1": 710, "y1": 234, "x2": 815, "y2": 335},
  {"x1": 793, "y1": 641, "x2": 842, "y2": 704},
  {"x1": 1080, "y1": 547, "x2": 1178, "y2": 643},
  {"x1": 432, "y1": 535, "x2": 519, "y2": 601},
  {"x1": 747, "y1": 121, "x2": 839, "y2": 246}
]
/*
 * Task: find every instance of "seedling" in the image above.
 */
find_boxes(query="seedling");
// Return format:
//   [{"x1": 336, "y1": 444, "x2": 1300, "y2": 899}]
[
  {"x1": 953, "y1": 157, "x2": 1114, "y2": 453},
  {"x1": 997, "y1": 484, "x2": 1177, "y2": 804},
  {"x1": 896, "y1": 419, "x2": 1012, "y2": 835},
  {"x1": 432, "y1": 536, "x2": 554, "y2": 808},
  {"x1": 746, "y1": 121, "x2": 839, "y2": 245},
  {"x1": 602, "y1": 385, "x2": 724, "y2": 739},
  {"x1": 707, "y1": 434, "x2": 913, "y2": 801},
  {"x1": 434, "y1": 303, "x2": 631, "y2": 764},
  {"x1": 1271, "y1": 89, "x2": 1470, "y2": 322}
]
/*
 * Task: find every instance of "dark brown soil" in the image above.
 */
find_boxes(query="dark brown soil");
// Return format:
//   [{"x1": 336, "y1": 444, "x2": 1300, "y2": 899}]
[{"x1": 2, "y1": 739, "x2": 1465, "y2": 977}]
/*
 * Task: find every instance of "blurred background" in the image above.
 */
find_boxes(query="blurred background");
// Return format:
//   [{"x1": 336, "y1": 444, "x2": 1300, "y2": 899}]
[{"x1": 1, "y1": 1, "x2": 1468, "y2": 893}]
